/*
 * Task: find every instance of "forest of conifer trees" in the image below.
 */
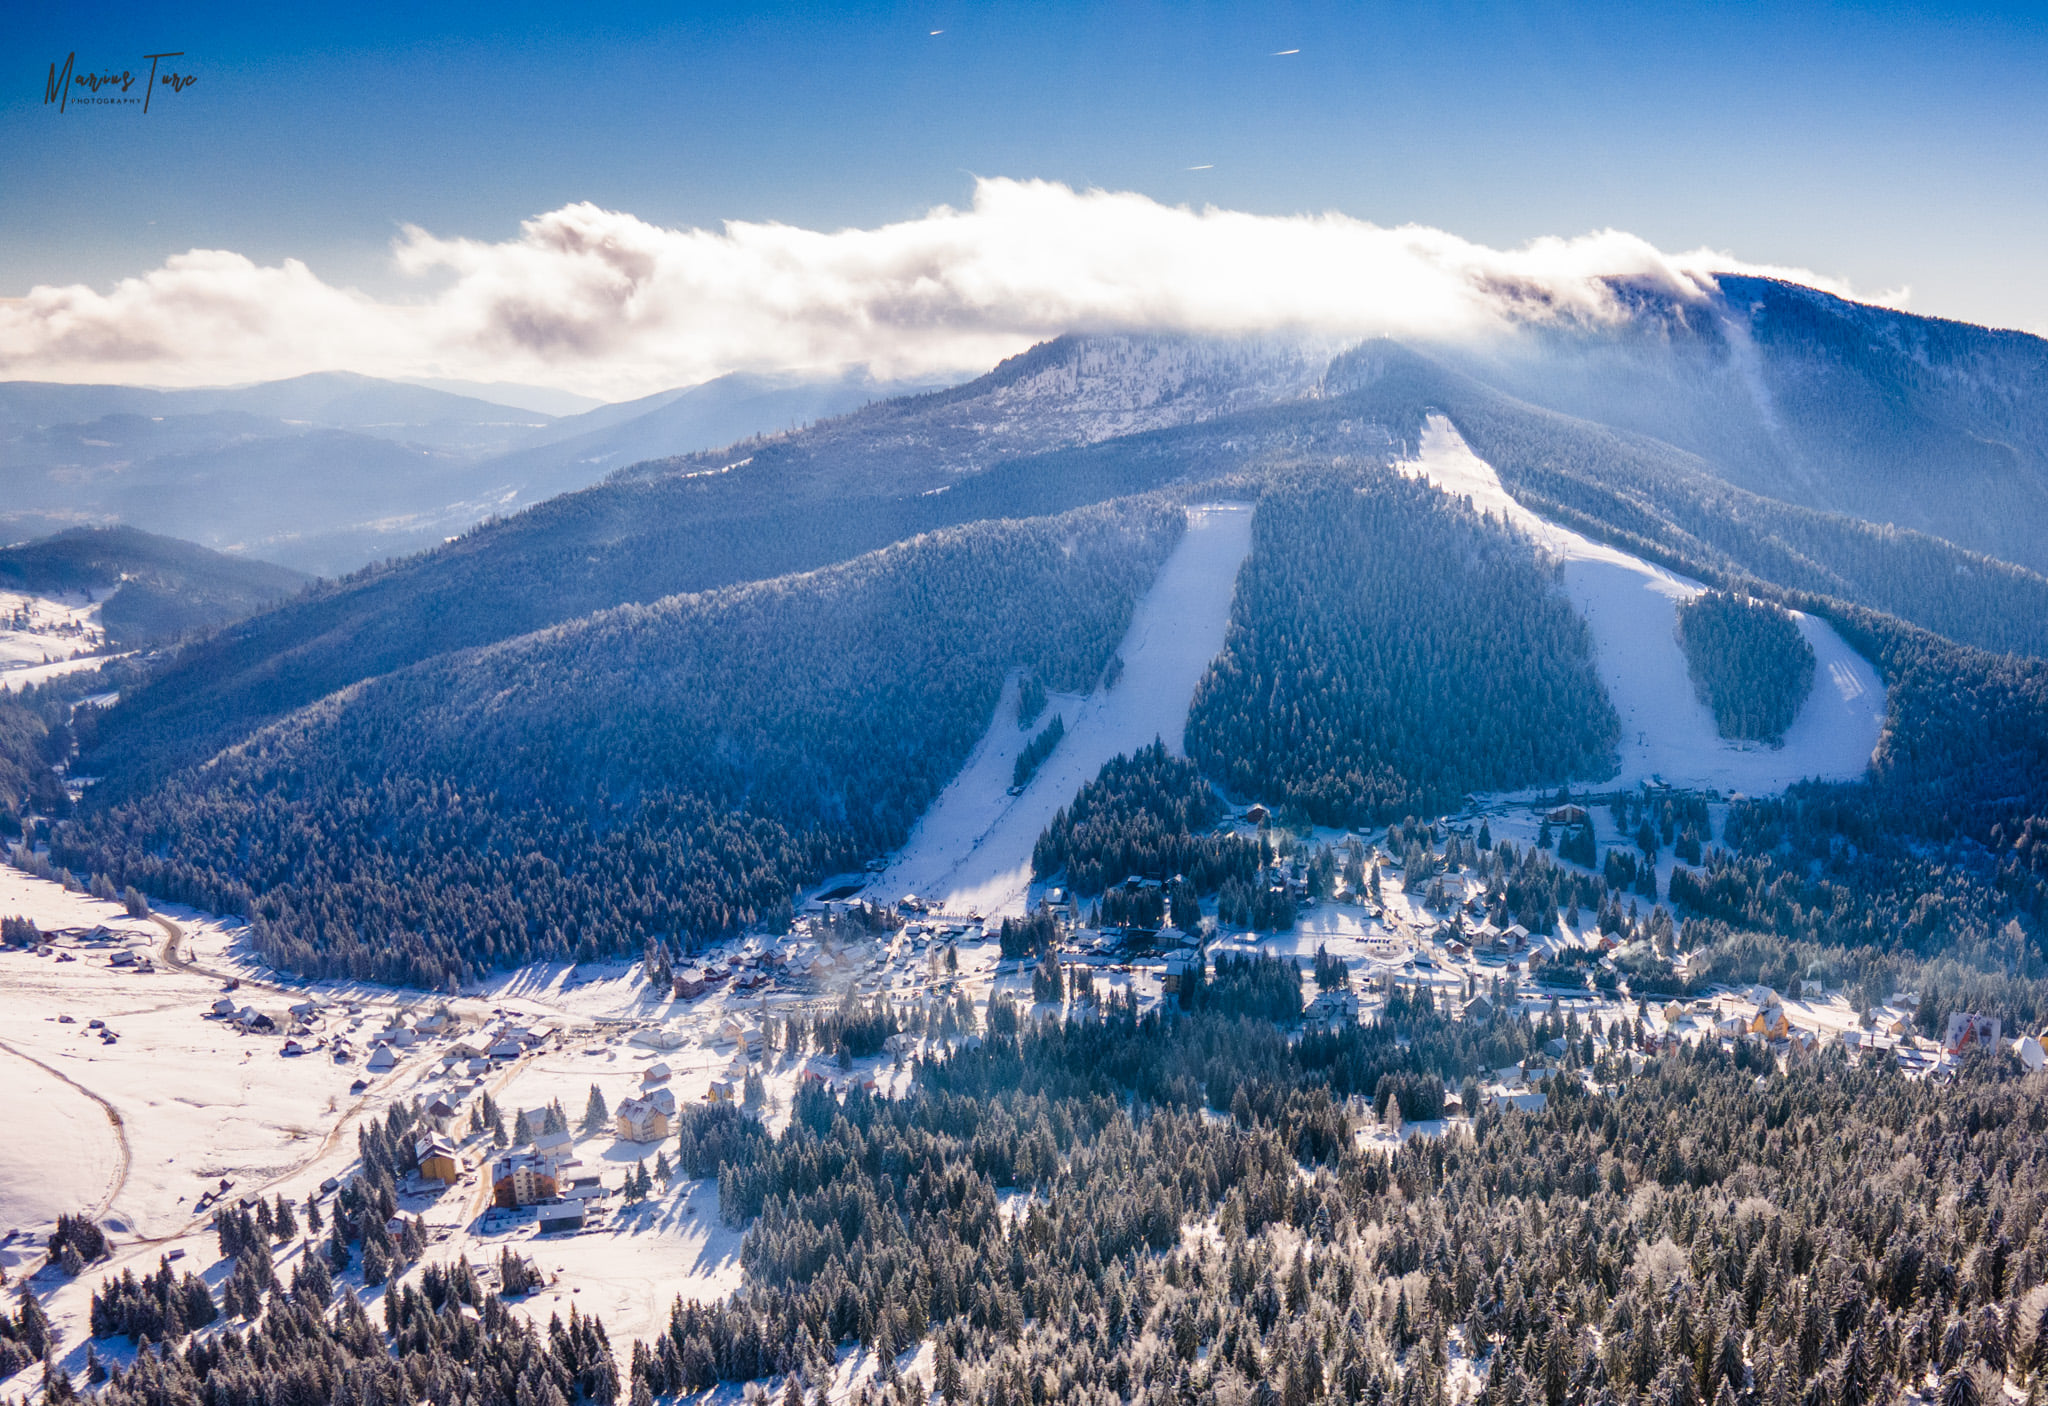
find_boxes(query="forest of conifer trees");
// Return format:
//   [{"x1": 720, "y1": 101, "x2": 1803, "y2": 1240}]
[
  {"x1": 47, "y1": 502, "x2": 1183, "y2": 986},
  {"x1": 41, "y1": 991, "x2": 2048, "y2": 1406},
  {"x1": 1184, "y1": 473, "x2": 1619, "y2": 828},
  {"x1": 1675, "y1": 593, "x2": 1817, "y2": 744}
]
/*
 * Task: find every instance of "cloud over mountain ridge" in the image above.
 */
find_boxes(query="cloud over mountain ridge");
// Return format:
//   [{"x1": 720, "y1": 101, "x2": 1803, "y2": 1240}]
[{"x1": 3, "y1": 178, "x2": 1870, "y2": 399}]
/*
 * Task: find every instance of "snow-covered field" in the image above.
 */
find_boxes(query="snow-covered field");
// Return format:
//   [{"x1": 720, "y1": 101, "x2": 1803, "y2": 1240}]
[
  {"x1": 0, "y1": 589, "x2": 105, "y2": 672},
  {"x1": 0, "y1": 877, "x2": 382, "y2": 1262},
  {"x1": 0, "y1": 854, "x2": 1011, "y2": 1377},
  {"x1": 1402, "y1": 415, "x2": 1886, "y2": 793},
  {"x1": 0, "y1": 654, "x2": 123, "y2": 693},
  {"x1": 871, "y1": 501, "x2": 1255, "y2": 916}
]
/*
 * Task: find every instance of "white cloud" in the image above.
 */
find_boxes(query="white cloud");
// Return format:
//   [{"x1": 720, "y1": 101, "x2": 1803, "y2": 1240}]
[{"x1": 0, "y1": 178, "x2": 1868, "y2": 401}]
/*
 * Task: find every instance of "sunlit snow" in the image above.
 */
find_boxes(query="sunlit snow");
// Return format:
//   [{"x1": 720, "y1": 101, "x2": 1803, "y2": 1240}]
[
  {"x1": 1401, "y1": 414, "x2": 1886, "y2": 794},
  {"x1": 870, "y1": 502, "x2": 1255, "y2": 918}
]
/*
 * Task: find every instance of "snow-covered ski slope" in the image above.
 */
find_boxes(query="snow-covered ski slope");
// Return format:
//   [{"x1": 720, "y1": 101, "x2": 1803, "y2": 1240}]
[
  {"x1": 1401, "y1": 415, "x2": 1885, "y2": 794},
  {"x1": 870, "y1": 502, "x2": 1254, "y2": 918}
]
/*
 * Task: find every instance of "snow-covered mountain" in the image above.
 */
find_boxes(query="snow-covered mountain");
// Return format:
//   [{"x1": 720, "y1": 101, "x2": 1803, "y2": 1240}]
[{"x1": 1433, "y1": 275, "x2": 2048, "y2": 574}]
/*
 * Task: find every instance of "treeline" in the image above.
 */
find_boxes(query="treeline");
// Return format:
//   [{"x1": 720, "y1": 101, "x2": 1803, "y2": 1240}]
[
  {"x1": 1179, "y1": 950, "x2": 1305, "y2": 1022},
  {"x1": 55, "y1": 502, "x2": 1183, "y2": 985},
  {"x1": 1032, "y1": 742, "x2": 1257, "y2": 896},
  {"x1": 0, "y1": 682, "x2": 76, "y2": 830},
  {"x1": 1675, "y1": 590, "x2": 1816, "y2": 743},
  {"x1": 1185, "y1": 472, "x2": 1619, "y2": 828}
]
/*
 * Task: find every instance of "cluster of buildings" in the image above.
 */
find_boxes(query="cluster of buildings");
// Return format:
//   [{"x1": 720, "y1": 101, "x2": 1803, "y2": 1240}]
[{"x1": 488, "y1": 1129, "x2": 604, "y2": 1233}]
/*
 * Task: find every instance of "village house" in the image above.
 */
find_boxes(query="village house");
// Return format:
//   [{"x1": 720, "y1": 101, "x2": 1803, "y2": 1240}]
[
  {"x1": 642, "y1": 1061, "x2": 672, "y2": 1084},
  {"x1": 615, "y1": 1089, "x2": 676, "y2": 1143},
  {"x1": 536, "y1": 1202, "x2": 584, "y2": 1234},
  {"x1": 366, "y1": 1045, "x2": 399, "y2": 1073},
  {"x1": 2016, "y1": 1034, "x2": 2047, "y2": 1072},
  {"x1": 800, "y1": 1055, "x2": 878, "y2": 1093},
  {"x1": 1945, "y1": 1011, "x2": 2002, "y2": 1055},
  {"x1": 1305, "y1": 988, "x2": 1359, "y2": 1032},
  {"x1": 1749, "y1": 1004, "x2": 1791, "y2": 1040},
  {"x1": 672, "y1": 968, "x2": 707, "y2": 999},
  {"x1": 425, "y1": 1095, "x2": 459, "y2": 1134},
  {"x1": 416, "y1": 1136, "x2": 461, "y2": 1185},
  {"x1": 533, "y1": 1128, "x2": 577, "y2": 1170}
]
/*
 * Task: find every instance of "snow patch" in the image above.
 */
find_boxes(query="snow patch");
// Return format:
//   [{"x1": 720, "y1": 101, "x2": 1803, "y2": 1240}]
[
  {"x1": 871, "y1": 502, "x2": 1255, "y2": 917},
  {"x1": 1400, "y1": 416, "x2": 1885, "y2": 794}
]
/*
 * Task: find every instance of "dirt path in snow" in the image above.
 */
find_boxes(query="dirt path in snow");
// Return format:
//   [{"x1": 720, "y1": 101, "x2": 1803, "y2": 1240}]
[{"x1": 0, "y1": 1036, "x2": 131, "y2": 1258}]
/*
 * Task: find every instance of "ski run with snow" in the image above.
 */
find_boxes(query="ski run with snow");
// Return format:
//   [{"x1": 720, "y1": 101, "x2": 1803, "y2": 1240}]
[
  {"x1": 1398, "y1": 415, "x2": 1886, "y2": 796},
  {"x1": 871, "y1": 501, "x2": 1256, "y2": 918}
]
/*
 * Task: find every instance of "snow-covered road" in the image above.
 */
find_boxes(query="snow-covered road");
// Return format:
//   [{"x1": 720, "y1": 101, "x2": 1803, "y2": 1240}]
[
  {"x1": 1403, "y1": 415, "x2": 1886, "y2": 794},
  {"x1": 870, "y1": 502, "x2": 1255, "y2": 918}
]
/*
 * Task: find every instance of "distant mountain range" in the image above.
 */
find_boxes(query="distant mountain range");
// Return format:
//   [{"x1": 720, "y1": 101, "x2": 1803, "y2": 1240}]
[{"x1": 0, "y1": 368, "x2": 940, "y2": 575}]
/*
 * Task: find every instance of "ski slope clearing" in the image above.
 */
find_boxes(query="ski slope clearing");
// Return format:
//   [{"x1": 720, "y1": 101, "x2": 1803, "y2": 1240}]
[
  {"x1": 871, "y1": 502, "x2": 1255, "y2": 917},
  {"x1": 1401, "y1": 416, "x2": 1886, "y2": 794}
]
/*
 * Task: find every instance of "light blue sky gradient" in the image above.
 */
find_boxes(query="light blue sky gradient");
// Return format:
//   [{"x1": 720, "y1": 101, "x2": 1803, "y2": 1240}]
[{"x1": 6, "y1": 0, "x2": 2047, "y2": 332}]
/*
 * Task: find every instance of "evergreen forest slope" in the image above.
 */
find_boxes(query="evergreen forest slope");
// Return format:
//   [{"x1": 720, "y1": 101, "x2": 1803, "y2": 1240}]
[
  {"x1": 36, "y1": 308, "x2": 2048, "y2": 990},
  {"x1": 0, "y1": 526, "x2": 308, "y2": 646},
  {"x1": 1185, "y1": 472, "x2": 1620, "y2": 825},
  {"x1": 53, "y1": 501, "x2": 1183, "y2": 985}
]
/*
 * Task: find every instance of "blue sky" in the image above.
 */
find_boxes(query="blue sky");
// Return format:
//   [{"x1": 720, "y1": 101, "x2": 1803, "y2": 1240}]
[{"x1": 6, "y1": 0, "x2": 2048, "y2": 389}]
